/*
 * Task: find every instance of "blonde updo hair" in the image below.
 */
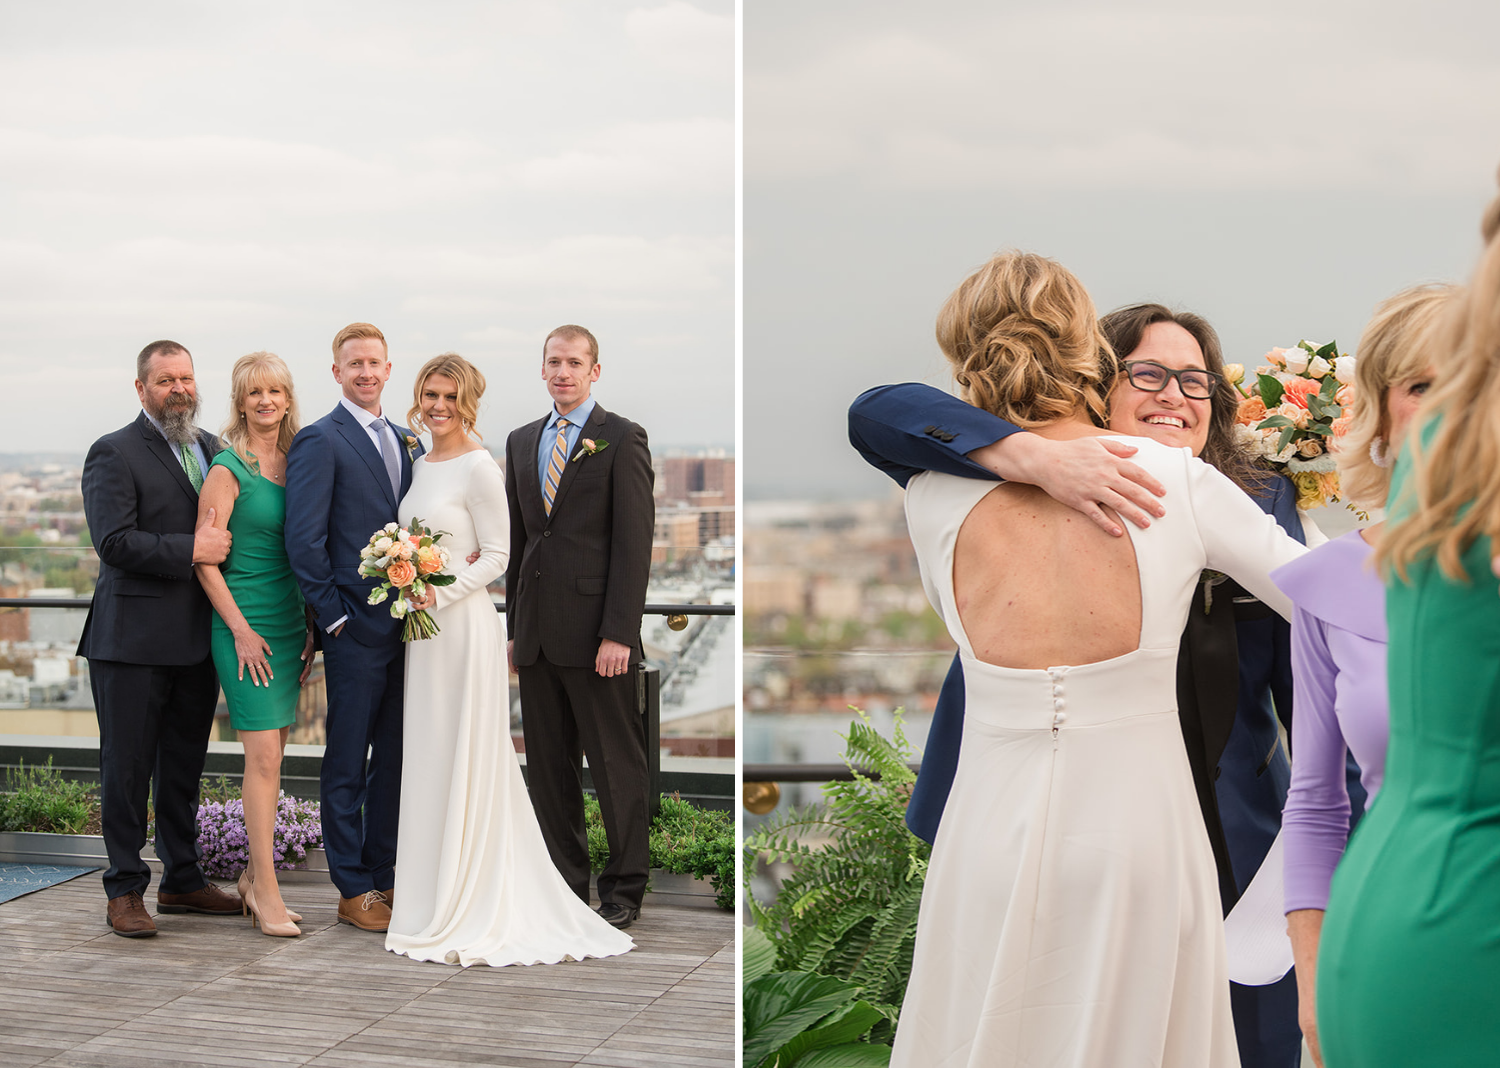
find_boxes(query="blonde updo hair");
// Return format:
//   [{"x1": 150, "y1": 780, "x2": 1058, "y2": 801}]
[
  {"x1": 1335, "y1": 284, "x2": 1459, "y2": 512},
  {"x1": 220, "y1": 352, "x2": 299, "y2": 467},
  {"x1": 1380, "y1": 168, "x2": 1500, "y2": 581},
  {"x1": 936, "y1": 251, "x2": 1111, "y2": 427},
  {"x1": 407, "y1": 352, "x2": 486, "y2": 440}
]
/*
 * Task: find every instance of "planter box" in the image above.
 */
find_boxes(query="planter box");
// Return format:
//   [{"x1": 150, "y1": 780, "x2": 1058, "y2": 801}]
[{"x1": 0, "y1": 831, "x2": 720, "y2": 907}]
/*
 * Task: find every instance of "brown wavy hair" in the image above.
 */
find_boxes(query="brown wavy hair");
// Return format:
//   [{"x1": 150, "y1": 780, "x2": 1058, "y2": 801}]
[
  {"x1": 1379, "y1": 177, "x2": 1500, "y2": 582},
  {"x1": 936, "y1": 251, "x2": 1111, "y2": 427},
  {"x1": 407, "y1": 352, "x2": 487, "y2": 440}
]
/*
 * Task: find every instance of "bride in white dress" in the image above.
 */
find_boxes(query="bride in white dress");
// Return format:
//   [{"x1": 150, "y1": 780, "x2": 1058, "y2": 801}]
[
  {"x1": 384, "y1": 354, "x2": 634, "y2": 967},
  {"x1": 887, "y1": 253, "x2": 1302, "y2": 1067}
]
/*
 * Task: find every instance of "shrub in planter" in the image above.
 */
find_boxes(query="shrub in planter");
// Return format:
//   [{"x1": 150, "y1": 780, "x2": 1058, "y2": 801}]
[
  {"x1": 0, "y1": 758, "x2": 98, "y2": 834},
  {"x1": 586, "y1": 792, "x2": 735, "y2": 910},
  {"x1": 744, "y1": 712, "x2": 930, "y2": 1043},
  {"x1": 197, "y1": 793, "x2": 322, "y2": 879}
]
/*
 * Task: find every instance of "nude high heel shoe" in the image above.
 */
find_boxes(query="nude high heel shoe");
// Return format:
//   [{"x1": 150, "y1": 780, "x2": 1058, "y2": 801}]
[
  {"x1": 244, "y1": 883, "x2": 301, "y2": 938},
  {"x1": 238, "y1": 869, "x2": 301, "y2": 923}
]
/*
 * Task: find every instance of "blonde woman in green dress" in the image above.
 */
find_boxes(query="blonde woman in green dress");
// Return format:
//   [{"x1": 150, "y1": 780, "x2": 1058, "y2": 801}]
[
  {"x1": 1315, "y1": 181, "x2": 1500, "y2": 1065},
  {"x1": 195, "y1": 352, "x2": 315, "y2": 938}
]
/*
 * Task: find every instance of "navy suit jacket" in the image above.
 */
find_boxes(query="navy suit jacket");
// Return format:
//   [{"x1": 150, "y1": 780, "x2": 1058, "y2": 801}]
[
  {"x1": 284, "y1": 403, "x2": 423, "y2": 649},
  {"x1": 847, "y1": 382, "x2": 1365, "y2": 909}
]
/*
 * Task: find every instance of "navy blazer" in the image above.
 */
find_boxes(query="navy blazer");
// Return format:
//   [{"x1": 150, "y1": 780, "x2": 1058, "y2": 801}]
[
  {"x1": 284, "y1": 403, "x2": 422, "y2": 649},
  {"x1": 77, "y1": 413, "x2": 222, "y2": 665}
]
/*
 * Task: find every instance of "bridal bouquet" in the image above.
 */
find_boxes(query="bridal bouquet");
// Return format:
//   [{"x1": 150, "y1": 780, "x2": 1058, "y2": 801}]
[
  {"x1": 1230, "y1": 340, "x2": 1356, "y2": 511},
  {"x1": 360, "y1": 519, "x2": 455, "y2": 641}
]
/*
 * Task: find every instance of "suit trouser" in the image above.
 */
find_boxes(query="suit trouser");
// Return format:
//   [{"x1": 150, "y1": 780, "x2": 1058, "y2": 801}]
[
  {"x1": 518, "y1": 654, "x2": 650, "y2": 910},
  {"x1": 320, "y1": 632, "x2": 404, "y2": 898},
  {"x1": 89, "y1": 657, "x2": 218, "y2": 900}
]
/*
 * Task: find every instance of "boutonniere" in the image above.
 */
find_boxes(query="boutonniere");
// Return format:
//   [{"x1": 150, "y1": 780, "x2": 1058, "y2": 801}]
[
  {"x1": 571, "y1": 437, "x2": 609, "y2": 462},
  {"x1": 399, "y1": 431, "x2": 420, "y2": 462}
]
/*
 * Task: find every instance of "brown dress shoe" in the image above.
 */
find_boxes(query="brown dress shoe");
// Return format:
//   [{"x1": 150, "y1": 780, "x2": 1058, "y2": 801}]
[
  {"x1": 106, "y1": 891, "x2": 158, "y2": 938},
  {"x1": 156, "y1": 882, "x2": 244, "y2": 915},
  {"x1": 338, "y1": 890, "x2": 392, "y2": 932}
]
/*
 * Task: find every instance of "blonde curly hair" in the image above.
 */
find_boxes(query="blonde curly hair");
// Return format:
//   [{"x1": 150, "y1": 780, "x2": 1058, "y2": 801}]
[{"x1": 936, "y1": 251, "x2": 1111, "y2": 428}]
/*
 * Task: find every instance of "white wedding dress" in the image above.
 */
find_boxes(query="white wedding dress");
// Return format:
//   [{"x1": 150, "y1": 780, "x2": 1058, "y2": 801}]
[
  {"x1": 890, "y1": 437, "x2": 1303, "y2": 1068},
  {"x1": 384, "y1": 450, "x2": 634, "y2": 967}
]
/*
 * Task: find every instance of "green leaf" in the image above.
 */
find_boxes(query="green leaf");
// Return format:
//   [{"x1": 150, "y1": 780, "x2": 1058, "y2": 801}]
[
  {"x1": 427, "y1": 574, "x2": 457, "y2": 586},
  {"x1": 1256, "y1": 373, "x2": 1285, "y2": 408},
  {"x1": 1305, "y1": 424, "x2": 1333, "y2": 437},
  {"x1": 1314, "y1": 340, "x2": 1339, "y2": 360},
  {"x1": 745, "y1": 925, "x2": 778, "y2": 985},
  {"x1": 794, "y1": 1045, "x2": 894, "y2": 1068},
  {"x1": 1256, "y1": 414, "x2": 1294, "y2": 429},
  {"x1": 1276, "y1": 426, "x2": 1297, "y2": 454},
  {"x1": 1319, "y1": 372, "x2": 1340, "y2": 398},
  {"x1": 743, "y1": 972, "x2": 863, "y2": 1067},
  {"x1": 776, "y1": 1000, "x2": 885, "y2": 1064}
]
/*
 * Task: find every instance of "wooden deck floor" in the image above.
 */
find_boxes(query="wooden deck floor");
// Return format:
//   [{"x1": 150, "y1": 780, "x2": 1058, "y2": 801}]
[{"x1": 0, "y1": 873, "x2": 735, "y2": 1068}]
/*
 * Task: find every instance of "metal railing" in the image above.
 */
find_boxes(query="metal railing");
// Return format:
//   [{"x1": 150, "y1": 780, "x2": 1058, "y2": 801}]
[{"x1": 0, "y1": 599, "x2": 735, "y2": 819}]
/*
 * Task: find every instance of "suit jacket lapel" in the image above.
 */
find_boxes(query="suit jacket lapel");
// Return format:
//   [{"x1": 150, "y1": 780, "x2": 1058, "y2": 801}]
[
  {"x1": 331, "y1": 404, "x2": 398, "y2": 512},
  {"x1": 137, "y1": 413, "x2": 200, "y2": 501},
  {"x1": 546, "y1": 404, "x2": 607, "y2": 523},
  {"x1": 519, "y1": 418, "x2": 546, "y2": 513}
]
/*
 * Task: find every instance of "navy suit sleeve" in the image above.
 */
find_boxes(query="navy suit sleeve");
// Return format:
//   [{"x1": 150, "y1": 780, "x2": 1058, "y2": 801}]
[
  {"x1": 848, "y1": 383, "x2": 1021, "y2": 488},
  {"x1": 284, "y1": 422, "x2": 346, "y2": 631},
  {"x1": 82, "y1": 436, "x2": 194, "y2": 579}
]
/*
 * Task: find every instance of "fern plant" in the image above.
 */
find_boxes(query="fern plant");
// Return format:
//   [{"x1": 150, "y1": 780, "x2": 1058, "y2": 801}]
[{"x1": 744, "y1": 710, "x2": 930, "y2": 1037}]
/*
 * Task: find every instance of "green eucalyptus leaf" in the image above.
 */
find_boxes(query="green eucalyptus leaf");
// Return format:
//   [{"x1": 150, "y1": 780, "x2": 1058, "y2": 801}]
[
  {"x1": 1256, "y1": 415, "x2": 1294, "y2": 429},
  {"x1": 1320, "y1": 373, "x2": 1341, "y2": 399},
  {"x1": 1276, "y1": 426, "x2": 1297, "y2": 454},
  {"x1": 1257, "y1": 373, "x2": 1285, "y2": 408}
]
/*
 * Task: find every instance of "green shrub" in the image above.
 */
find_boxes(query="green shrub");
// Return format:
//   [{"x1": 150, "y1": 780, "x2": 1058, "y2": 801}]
[
  {"x1": 200, "y1": 774, "x2": 243, "y2": 804},
  {"x1": 743, "y1": 711, "x2": 930, "y2": 1044},
  {"x1": 585, "y1": 792, "x2": 735, "y2": 910},
  {"x1": 0, "y1": 758, "x2": 98, "y2": 834}
]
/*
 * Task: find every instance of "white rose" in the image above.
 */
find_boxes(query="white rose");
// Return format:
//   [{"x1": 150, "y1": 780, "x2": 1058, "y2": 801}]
[
  {"x1": 1284, "y1": 347, "x2": 1310, "y2": 374},
  {"x1": 1307, "y1": 355, "x2": 1332, "y2": 379},
  {"x1": 374, "y1": 536, "x2": 393, "y2": 553},
  {"x1": 384, "y1": 522, "x2": 399, "y2": 534},
  {"x1": 1334, "y1": 355, "x2": 1357, "y2": 385}
]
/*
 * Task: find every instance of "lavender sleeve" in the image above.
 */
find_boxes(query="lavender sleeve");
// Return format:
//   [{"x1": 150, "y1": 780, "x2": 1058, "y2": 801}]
[{"x1": 1281, "y1": 604, "x2": 1355, "y2": 913}]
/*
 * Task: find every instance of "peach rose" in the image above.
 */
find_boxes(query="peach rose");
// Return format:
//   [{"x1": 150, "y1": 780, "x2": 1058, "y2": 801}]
[
  {"x1": 1331, "y1": 413, "x2": 1353, "y2": 438},
  {"x1": 1335, "y1": 384, "x2": 1353, "y2": 407},
  {"x1": 387, "y1": 559, "x2": 417, "y2": 588},
  {"x1": 394, "y1": 540, "x2": 414, "y2": 560},
  {"x1": 1265, "y1": 348, "x2": 1289, "y2": 369},
  {"x1": 1237, "y1": 396, "x2": 1267, "y2": 425},
  {"x1": 417, "y1": 546, "x2": 443, "y2": 574},
  {"x1": 1297, "y1": 437, "x2": 1325, "y2": 458},
  {"x1": 1281, "y1": 376, "x2": 1321, "y2": 409}
]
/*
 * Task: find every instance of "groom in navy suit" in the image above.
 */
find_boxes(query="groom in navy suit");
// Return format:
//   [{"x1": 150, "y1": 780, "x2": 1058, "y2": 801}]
[{"x1": 286, "y1": 322, "x2": 422, "y2": 932}]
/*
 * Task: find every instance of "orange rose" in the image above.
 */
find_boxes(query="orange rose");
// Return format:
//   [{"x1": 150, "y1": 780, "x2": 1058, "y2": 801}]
[
  {"x1": 387, "y1": 559, "x2": 417, "y2": 588},
  {"x1": 417, "y1": 546, "x2": 442, "y2": 574},
  {"x1": 394, "y1": 540, "x2": 414, "y2": 560},
  {"x1": 1237, "y1": 396, "x2": 1267, "y2": 425},
  {"x1": 1331, "y1": 413, "x2": 1353, "y2": 437},
  {"x1": 1335, "y1": 384, "x2": 1353, "y2": 407}
]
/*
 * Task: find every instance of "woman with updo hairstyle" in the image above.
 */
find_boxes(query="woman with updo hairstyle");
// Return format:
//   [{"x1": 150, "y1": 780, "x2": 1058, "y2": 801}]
[
  {"x1": 889, "y1": 250, "x2": 1304, "y2": 1068},
  {"x1": 1268, "y1": 282, "x2": 1457, "y2": 1067},
  {"x1": 1314, "y1": 180, "x2": 1500, "y2": 1066},
  {"x1": 382, "y1": 352, "x2": 634, "y2": 968},
  {"x1": 194, "y1": 351, "x2": 313, "y2": 937}
]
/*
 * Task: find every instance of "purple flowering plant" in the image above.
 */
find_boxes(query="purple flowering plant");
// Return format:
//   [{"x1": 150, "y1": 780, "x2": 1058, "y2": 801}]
[{"x1": 196, "y1": 793, "x2": 322, "y2": 879}]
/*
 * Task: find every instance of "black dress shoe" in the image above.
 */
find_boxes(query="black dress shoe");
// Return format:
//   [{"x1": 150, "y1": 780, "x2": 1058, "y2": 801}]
[{"x1": 596, "y1": 903, "x2": 640, "y2": 929}]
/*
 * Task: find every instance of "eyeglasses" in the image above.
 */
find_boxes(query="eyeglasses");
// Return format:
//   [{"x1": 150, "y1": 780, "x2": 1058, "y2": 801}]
[{"x1": 1122, "y1": 361, "x2": 1222, "y2": 401}]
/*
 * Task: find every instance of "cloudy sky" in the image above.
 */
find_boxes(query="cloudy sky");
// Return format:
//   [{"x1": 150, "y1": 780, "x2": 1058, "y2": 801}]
[
  {"x1": 0, "y1": 1, "x2": 732, "y2": 453},
  {"x1": 745, "y1": 0, "x2": 1500, "y2": 499}
]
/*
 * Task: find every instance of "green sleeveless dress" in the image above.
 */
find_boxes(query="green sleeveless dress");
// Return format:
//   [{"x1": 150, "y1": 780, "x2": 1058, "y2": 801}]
[
  {"x1": 1317, "y1": 431, "x2": 1500, "y2": 1065},
  {"x1": 208, "y1": 449, "x2": 307, "y2": 732}
]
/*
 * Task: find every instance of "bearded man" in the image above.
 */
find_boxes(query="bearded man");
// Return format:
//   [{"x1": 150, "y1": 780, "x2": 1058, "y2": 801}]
[{"x1": 78, "y1": 340, "x2": 241, "y2": 937}]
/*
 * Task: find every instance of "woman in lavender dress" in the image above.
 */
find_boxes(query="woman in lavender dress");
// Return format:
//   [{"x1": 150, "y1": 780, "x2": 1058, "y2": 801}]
[{"x1": 1269, "y1": 282, "x2": 1456, "y2": 1067}]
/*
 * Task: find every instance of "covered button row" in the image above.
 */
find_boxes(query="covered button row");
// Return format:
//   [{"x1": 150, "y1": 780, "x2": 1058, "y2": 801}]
[{"x1": 1049, "y1": 669, "x2": 1067, "y2": 727}]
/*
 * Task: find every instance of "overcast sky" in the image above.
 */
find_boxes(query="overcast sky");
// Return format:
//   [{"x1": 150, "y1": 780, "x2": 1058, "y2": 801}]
[
  {"x1": 745, "y1": 0, "x2": 1500, "y2": 499},
  {"x1": 0, "y1": 1, "x2": 732, "y2": 454}
]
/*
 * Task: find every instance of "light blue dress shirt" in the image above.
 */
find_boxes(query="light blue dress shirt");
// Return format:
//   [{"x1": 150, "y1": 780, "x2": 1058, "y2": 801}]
[{"x1": 536, "y1": 397, "x2": 597, "y2": 490}]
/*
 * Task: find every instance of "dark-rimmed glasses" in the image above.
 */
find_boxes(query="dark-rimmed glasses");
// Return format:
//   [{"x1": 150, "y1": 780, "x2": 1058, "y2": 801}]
[{"x1": 1122, "y1": 361, "x2": 1222, "y2": 401}]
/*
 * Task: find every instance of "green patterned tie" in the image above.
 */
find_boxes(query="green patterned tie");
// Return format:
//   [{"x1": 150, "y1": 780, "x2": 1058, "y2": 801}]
[{"x1": 179, "y1": 442, "x2": 204, "y2": 492}]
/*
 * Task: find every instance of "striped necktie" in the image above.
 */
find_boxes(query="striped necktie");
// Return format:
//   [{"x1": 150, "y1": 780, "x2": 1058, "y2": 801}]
[
  {"x1": 543, "y1": 418, "x2": 569, "y2": 516},
  {"x1": 178, "y1": 442, "x2": 204, "y2": 492}
]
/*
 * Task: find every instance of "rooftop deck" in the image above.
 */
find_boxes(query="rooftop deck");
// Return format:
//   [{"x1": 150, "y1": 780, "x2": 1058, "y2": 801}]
[{"x1": 0, "y1": 873, "x2": 735, "y2": 1068}]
